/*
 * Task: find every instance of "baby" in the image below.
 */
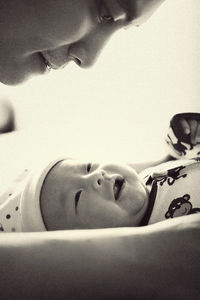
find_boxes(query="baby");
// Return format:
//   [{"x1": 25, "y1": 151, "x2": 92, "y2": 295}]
[{"x1": 0, "y1": 113, "x2": 200, "y2": 232}]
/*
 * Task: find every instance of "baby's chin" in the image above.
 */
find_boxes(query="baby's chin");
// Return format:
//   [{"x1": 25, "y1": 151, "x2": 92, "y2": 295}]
[
  {"x1": 140, "y1": 178, "x2": 150, "y2": 199},
  {"x1": 139, "y1": 179, "x2": 149, "y2": 208}
]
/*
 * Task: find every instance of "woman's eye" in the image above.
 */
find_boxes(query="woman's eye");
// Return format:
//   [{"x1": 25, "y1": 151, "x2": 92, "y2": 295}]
[
  {"x1": 100, "y1": 1, "x2": 114, "y2": 23},
  {"x1": 101, "y1": 15, "x2": 114, "y2": 22},
  {"x1": 74, "y1": 190, "x2": 82, "y2": 213},
  {"x1": 87, "y1": 163, "x2": 92, "y2": 173}
]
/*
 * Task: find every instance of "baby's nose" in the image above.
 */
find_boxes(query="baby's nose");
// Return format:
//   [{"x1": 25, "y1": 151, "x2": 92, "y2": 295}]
[
  {"x1": 88, "y1": 170, "x2": 105, "y2": 188},
  {"x1": 89, "y1": 170, "x2": 121, "y2": 188}
]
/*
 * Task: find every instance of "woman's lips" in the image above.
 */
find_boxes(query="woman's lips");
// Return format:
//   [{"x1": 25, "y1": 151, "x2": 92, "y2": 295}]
[
  {"x1": 39, "y1": 52, "x2": 52, "y2": 71},
  {"x1": 40, "y1": 50, "x2": 80, "y2": 70}
]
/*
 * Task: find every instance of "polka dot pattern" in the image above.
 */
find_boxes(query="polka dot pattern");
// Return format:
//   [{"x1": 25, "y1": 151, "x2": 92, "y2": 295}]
[{"x1": 0, "y1": 167, "x2": 30, "y2": 232}]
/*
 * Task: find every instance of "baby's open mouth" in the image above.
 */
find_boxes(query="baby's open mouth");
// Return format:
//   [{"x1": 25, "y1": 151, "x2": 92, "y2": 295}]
[{"x1": 113, "y1": 177, "x2": 125, "y2": 200}]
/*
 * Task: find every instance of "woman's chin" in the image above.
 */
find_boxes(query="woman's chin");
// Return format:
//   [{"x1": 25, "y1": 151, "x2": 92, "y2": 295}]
[{"x1": 0, "y1": 71, "x2": 28, "y2": 86}]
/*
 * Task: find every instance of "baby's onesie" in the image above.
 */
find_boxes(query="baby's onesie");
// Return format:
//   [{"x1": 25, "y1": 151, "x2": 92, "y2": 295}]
[
  {"x1": 140, "y1": 113, "x2": 200, "y2": 225},
  {"x1": 140, "y1": 159, "x2": 200, "y2": 225}
]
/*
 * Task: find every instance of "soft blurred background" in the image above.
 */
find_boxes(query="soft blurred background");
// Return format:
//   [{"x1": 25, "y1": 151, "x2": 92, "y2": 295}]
[{"x1": 0, "y1": 0, "x2": 199, "y2": 173}]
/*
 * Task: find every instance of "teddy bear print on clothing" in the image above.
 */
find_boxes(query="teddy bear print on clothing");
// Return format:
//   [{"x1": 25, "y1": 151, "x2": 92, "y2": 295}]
[
  {"x1": 141, "y1": 158, "x2": 200, "y2": 225},
  {"x1": 165, "y1": 194, "x2": 200, "y2": 219}
]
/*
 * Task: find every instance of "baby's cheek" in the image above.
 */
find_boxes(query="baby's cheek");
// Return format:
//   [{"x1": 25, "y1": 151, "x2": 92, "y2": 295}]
[{"x1": 129, "y1": 182, "x2": 148, "y2": 212}]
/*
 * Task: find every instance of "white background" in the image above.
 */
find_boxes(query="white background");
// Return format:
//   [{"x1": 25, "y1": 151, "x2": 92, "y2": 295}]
[{"x1": 0, "y1": 0, "x2": 199, "y2": 168}]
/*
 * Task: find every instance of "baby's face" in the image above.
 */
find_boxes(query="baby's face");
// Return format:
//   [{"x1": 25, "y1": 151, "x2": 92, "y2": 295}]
[{"x1": 40, "y1": 159, "x2": 149, "y2": 230}]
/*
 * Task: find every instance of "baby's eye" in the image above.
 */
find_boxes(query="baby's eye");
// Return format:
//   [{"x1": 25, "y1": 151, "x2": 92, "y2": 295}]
[
  {"x1": 87, "y1": 163, "x2": 92, "y2": 173},
  {"x1": 74, "y1": 190, "x2": 82, "y2": 214}
]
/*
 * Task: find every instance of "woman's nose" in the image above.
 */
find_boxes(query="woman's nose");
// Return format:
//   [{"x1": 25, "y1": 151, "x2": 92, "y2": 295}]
[
  {"x1": 68, "y1": 26, "x2": 115, "y2": 68},
  {"x1": 68, "y1": 41, "x2": 103, "y2": 69}
]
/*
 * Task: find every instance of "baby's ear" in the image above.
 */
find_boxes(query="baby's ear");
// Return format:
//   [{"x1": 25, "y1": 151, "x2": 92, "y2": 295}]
[{"x1": 183, "y1": 194, "x2": 190, "y2": 201}]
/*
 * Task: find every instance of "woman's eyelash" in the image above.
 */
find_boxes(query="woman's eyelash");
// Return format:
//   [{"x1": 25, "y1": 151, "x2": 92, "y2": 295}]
[
  {"x1": 101, "y1": 14, "x2": 114, "y2": 22},
  {"x1": 75, "y1": 190, "x2": 82, "y2": 213},
  {"x1": 100, "y1": 1, "x2": 114, "y2": 23},
  {"x1": 87, "y1": 163, "x2": 92, "y2": 173}
]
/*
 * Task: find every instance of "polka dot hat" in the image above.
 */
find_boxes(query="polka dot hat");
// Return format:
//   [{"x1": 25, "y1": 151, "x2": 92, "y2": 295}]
[{"x1": 20, "y1": 157, "x2": 65, "y2": 232}]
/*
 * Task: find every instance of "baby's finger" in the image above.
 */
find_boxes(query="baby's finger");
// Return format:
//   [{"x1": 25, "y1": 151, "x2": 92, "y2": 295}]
[
  {"x1": 188, "y1": 119, "x2": 198, "y2": 144},
  {"x1": 196, "y1": 121, "x2": 200, "y2": 143},
  {"x1": 179, "y1": 118, "x2": 190, "y2": 134}
]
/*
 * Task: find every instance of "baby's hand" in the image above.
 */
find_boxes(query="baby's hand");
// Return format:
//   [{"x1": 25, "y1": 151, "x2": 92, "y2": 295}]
[
  {"x1": 170, "y1": 113, "x2": 200, "y2": 145},
  {"x1": 165, "y1": 113, "x2": 200, "y2": 159},
  {"x1": 179, "y1": 116, "x2": 200, "y2": 145}
]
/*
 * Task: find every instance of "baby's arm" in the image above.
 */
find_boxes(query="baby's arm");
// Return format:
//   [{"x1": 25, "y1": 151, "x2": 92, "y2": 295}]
[
  {"x1": 178, "y1": 114, "x2": 200, "y2": 144},
  {"x1": 128, "y1": 155, "x2": 174, "y2": 174},
  {"x1": 129, "y1": 113, "x2": 200, "y2": 173}
]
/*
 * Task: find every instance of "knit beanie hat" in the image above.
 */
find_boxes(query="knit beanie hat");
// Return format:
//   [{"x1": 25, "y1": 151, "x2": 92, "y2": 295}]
[{"x1": 20, "y1": 157, "x2": 65, "y2": 232}]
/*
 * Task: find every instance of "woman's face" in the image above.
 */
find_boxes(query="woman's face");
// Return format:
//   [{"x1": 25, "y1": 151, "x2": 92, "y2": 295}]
[
  {"x1": 0, "y1": 0, "x2": 164, "y2": 85},
  {"x1": 40, "y1": 159, "x2": 149, "y2": 230}
]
